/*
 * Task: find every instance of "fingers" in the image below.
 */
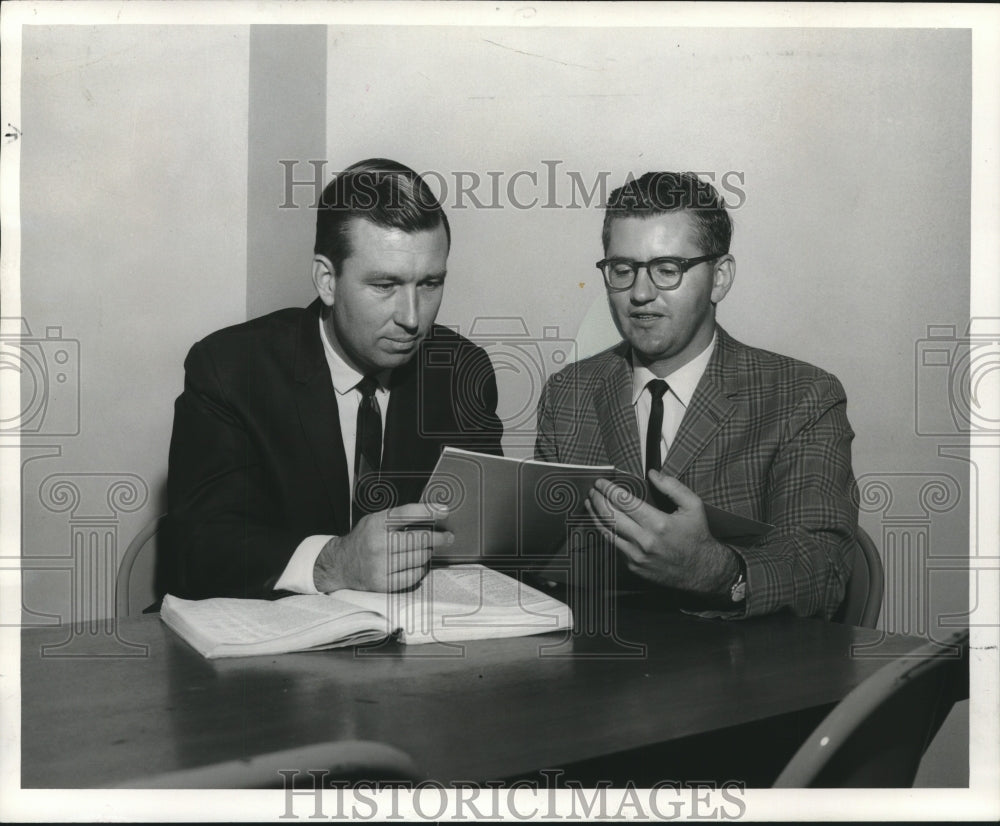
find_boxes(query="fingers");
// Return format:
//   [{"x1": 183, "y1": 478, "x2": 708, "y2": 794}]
[
  {"x1": 425, "y1": 529, "x2": 456, "y2": 552},
  {"x1": 593, "y1": 478, "x2": 647, "y2": 517},
  {"x1": 386, "y1": 528, "x2": 454, "y2": 555},
  {"x1": 584, "y1": 499, "x2": 646, "y2": 565},
  {"x1": 588, "y1": 481, "x2": 653, "y2": 547},
  {"x1": 385, "y1": 501, "x2": 451, "y2": 527},
  {"x1": 362, "y1": 546, "x2": 430, "y2": 592},
  {"x1": 647, "y1": 470, "x2": 700, "y2": 510},
  {"x1": 388, "y1": 545, "x2": 432, "y2": 572},
  {"x1": 387, "y1": 564, "x2": 430, "y2": 592}
]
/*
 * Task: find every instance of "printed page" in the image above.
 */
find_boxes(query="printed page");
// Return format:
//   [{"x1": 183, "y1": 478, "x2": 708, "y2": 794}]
[
  {"x1": 334, "y1": 565, "x2": 572, "y2": 645},
  {"x1": 427, "y1": 564, "x2": 553, "y2": 609},
  {"x1": 160, "y1": 594, "x2": 389, "y2": 658}
]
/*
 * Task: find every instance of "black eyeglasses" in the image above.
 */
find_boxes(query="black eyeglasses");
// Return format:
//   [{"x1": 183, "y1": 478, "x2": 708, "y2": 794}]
[{"x1": 596, "y1": 253, "x2": 722, "y2": 292}]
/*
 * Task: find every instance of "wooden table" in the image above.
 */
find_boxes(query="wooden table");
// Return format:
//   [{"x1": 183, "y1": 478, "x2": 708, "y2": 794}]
[{"x1": 20, "y1": 596, "x2": 924, "y2": 788}]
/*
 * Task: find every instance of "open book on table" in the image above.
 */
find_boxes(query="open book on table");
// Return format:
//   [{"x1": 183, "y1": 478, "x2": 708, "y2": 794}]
[
  {"x1": 160, "y1": 564, "x2": 572, "y2": 660},
  {"x1": 422, "y1": 447, "x2": 773, "y2": 562}
]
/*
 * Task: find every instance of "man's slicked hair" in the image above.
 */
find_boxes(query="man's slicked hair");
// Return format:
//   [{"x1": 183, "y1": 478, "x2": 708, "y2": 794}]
[
  {"x1": 314, "y1": 158, "x2": 451, "y2": 270},
  {"x1": 601, "y1": 171, "x2": 733, "y2": 256}
]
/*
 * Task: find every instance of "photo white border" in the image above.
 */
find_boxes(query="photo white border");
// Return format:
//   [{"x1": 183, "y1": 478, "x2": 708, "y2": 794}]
[{"x1": 1, "y1": 1, "x2": 997, "y2": 821}]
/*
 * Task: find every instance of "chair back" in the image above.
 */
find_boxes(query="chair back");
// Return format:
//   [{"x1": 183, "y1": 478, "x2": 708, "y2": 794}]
[
  {"x1": 833, "y1": 526, "x2": 884, "y2": 628},
  {"x1": 116, "y1": 514, "x2": 166, "y2": 617},
  {"x1": 773, "y1": 627, "x2": 969, "y2": 787}
]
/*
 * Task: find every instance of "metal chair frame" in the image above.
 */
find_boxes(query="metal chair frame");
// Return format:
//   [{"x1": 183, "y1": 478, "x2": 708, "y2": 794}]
[
  {"x1": 774, "y1": 628, "x2": 969, "y2": 787},
  {"x1": 115, "y1": 513, "x2": 166, "y2": 617},
  {"x1": 833, "y1": 525, "x2": 885, "y2": 628}
]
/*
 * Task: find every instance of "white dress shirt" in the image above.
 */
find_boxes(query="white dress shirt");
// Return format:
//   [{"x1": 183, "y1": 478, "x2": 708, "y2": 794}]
[
  {"x1": 274, "y1": 318, "x2": 390, "y2": 594},
  {"x1": 631, "y1": 333, "x2": 716, "y2": 469}
]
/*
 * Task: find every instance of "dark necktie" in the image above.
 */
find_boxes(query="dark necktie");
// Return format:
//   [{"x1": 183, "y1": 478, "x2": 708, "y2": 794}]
[
  {"x1": 613, "y1": 377, "x2": 671, "y2": 591},
  {"x1": 352, "y1": 375, "x2": 382, "y2": 526},
  {"x1": 645, "y1": 379, "x2": 669, "y2": 475}
]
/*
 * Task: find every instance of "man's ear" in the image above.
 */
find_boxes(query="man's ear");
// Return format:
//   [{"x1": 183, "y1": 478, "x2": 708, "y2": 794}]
[
  {"x1": 312, "y1": 255, "x2": 337, "y2": 306},
  {"x1": 710, "y1": 255, "x2": 735, "y2": 305}
]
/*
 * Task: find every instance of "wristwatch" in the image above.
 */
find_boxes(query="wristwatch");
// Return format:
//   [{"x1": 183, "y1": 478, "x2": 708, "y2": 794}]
[{"x1": 729, "y1": 556, "x2": 747, "y2": 604}]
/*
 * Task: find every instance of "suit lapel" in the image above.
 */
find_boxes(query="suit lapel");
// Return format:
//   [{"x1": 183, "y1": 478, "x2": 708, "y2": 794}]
[
  {"x1": 661, "y1": 326, "x2": 740, "y2": 479},
  {"x1": 292, "y1": 301, "x2": 352, "y2": 534},
  {"x1": 381, "y1": 356, "x2": 419, "y2": 474},
  {"x1": 592, "y1": 344, "x2": 644, "y2": 477},
  {"x1": 382, "y1": 344, "x2": 441, "y2": 508}
]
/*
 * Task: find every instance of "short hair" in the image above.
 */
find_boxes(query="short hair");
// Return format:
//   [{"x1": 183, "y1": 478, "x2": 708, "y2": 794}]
[
  {"x1": 314, "y1": 158, "x2": 451, "y2": 269},
  {"x1": 601, "y1": 171, "x2": 733, "y2": 256}
]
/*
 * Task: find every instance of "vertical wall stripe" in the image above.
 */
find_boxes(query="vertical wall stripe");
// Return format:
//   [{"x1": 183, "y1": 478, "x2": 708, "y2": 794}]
[{"x1": 247, "y1": 25, "x2": 327, "y2": 319}]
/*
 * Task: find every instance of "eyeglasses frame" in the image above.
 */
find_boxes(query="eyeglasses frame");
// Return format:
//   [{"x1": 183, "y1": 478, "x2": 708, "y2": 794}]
[{"x1": 595, "y1": 252, "x2": 723, "y2": 292}]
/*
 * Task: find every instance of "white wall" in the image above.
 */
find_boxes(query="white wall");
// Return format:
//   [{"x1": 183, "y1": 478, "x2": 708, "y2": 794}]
[
  {"x1": 18, "y1": 25, "x2": 249, "y2": 625},
  {"x1": 326, "y1": 25, "x2": 971, "y2": 637}
]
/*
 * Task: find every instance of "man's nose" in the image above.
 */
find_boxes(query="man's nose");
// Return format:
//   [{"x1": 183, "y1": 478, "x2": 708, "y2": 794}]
[
  {"x1": 629, "y1": 266, "x2": 657, "y2": 304},
  {"x1": 394, "y1": 286, "x2": 419, "y2": 331}
]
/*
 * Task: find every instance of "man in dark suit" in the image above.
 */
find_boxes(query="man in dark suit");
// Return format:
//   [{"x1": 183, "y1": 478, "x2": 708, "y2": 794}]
[
  {"x1": 535, "y1": 171, "x2": 858, "y2": 619},
  {"x1": 165, "y1": 159, "x2": 503, "y2": 600}
]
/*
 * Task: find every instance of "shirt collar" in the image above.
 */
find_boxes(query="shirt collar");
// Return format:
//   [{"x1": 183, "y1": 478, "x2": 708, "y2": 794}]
[
  {"x1": 318, "y1": 317, "x2": 390, "y2": 396},
  {"x1": 630, "y1": 332, "x2": 717, "y2": 407}
]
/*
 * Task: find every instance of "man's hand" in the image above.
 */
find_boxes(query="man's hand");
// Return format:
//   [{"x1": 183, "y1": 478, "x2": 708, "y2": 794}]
[
  {"x1": 313, "y1": 503, "x2": 453, "y2": 593},
  {"x1": 585, "y1": 470, "x2": 740, "y2": 596}
]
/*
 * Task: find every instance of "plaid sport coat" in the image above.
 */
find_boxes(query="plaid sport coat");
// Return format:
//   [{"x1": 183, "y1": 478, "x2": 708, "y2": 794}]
[{"x1": 534, "y1": 325, "x2": 859, "y2": 620}]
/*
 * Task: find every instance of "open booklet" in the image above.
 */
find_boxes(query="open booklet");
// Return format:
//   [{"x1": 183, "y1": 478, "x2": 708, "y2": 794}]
[
  {"x1": 160, "y1": 564, "x2": 572, "y2": 659},
  {"x1": 422, "y1": 447, "x2": 773, "y2": 562}
]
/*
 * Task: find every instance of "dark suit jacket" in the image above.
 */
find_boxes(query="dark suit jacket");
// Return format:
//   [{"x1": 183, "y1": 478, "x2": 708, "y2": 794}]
[
  {"x1": 164, "y1": 300, "x2": 503, "y2": 599},
  {"x1": 535, "y1": 325, "x2": 859, "y2": 620}
]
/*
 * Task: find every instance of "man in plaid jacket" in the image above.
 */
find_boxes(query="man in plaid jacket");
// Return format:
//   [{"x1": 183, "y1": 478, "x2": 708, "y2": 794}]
[{"x1": 535, "y1": 171, "x2": 859, "y2": 620}]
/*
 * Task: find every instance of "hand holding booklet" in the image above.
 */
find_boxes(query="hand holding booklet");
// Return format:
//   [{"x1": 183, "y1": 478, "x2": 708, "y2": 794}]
[
  {"x1": 161, "y1": 564, "x2": 572, "y2": 659},
  {"x1": 422, "y1": 447, "x2": 772, "y2": 561}
]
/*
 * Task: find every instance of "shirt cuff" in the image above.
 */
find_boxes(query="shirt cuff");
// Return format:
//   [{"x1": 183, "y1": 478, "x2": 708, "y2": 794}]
[{"x1": 274, "y1": 534, "x2": 334, "y2": 595}]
